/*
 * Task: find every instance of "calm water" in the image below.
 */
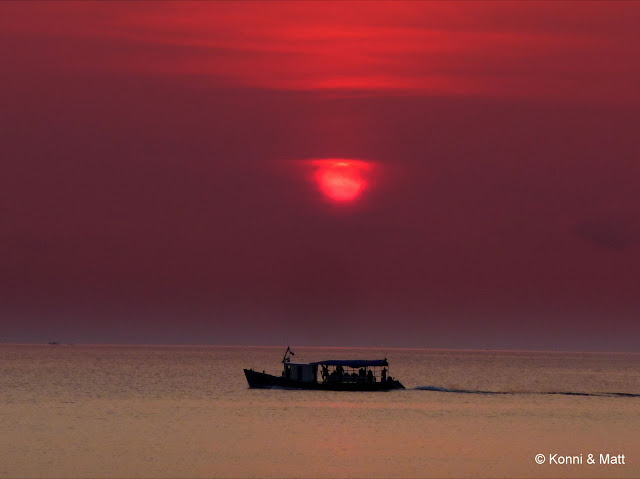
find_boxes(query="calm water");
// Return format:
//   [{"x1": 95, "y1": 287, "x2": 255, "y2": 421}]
[{"x1": 1, "y1": 345, "x2": 639, "y2": 478}]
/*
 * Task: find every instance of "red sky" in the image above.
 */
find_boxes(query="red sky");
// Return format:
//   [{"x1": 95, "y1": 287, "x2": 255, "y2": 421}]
[{"x1": 1, "y1": 1, "x2": 639, "y2": 350}]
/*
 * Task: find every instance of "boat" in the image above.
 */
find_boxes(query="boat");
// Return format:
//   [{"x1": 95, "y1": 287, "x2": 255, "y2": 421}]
[{"x1": 244, "y1": 347, "x2": 405, "y2": 391}]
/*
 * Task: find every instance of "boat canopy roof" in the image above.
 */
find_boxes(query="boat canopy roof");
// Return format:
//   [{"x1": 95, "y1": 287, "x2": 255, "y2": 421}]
[{"x1": 311, "y1": 359, "x2": 388, "y2": 368}]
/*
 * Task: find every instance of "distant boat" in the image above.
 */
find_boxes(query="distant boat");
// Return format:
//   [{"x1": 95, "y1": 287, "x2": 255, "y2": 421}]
[
  {"x1": 244, "y1": 347, "x2": 405, "y2": 391},
  {"x1": 48, "y1": 341, "x2": 59, "y2": 345}
]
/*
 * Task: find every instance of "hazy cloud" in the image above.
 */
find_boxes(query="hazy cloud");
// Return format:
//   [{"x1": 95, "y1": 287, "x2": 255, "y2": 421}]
[{"x1": 574, "y1": 217, "x2": 639, "y2": 251}]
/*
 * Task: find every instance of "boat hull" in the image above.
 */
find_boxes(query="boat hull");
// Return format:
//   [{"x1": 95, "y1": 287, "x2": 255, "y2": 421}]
[{"x1": 244, "y1": 369, "x2": 405, "y2": 391}]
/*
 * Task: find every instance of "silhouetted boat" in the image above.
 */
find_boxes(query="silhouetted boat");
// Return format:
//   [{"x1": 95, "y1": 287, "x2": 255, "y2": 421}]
[{"x1": 244, "y1": 347, "x2": 405, "y2": 391}]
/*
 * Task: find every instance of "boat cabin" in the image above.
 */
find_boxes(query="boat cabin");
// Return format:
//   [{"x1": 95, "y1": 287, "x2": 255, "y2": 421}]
[
  {"x1": 283, "y1": 359, "x2": 393, "y2": 384},
  {"x1": 283, "y1": 363, "x2": 317, "y2": 382}
]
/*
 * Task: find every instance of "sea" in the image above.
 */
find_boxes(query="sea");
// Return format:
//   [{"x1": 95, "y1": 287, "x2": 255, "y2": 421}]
[{"x1": 1, "y1": 345, "x2": 639, "y2": 478}]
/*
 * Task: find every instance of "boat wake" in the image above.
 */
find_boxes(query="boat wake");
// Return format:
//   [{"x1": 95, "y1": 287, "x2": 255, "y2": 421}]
[{"x1": 413, "y1": 385, "x2": 640, "y2": 398}]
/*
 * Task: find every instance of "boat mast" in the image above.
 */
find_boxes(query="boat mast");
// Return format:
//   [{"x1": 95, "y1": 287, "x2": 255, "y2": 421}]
[{"x1": 282, "y1": 346, "x2": 294, "y2": 363}]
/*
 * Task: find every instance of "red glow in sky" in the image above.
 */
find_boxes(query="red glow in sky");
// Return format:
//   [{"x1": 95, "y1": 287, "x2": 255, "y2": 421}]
[
  {"x1": 1, "y1": 2, "x2": 640, "y2": 349},
  {"x1": 312, "y1": 160, "x2": 370, "y2": 203}
]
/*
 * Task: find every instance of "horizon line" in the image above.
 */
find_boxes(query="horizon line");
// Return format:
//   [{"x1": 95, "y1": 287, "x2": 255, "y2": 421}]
[{"x1": 1, "y1": 342, "x2": 639, "y2": 354}]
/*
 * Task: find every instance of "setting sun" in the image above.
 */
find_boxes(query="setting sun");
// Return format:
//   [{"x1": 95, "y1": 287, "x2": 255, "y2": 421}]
[{"x1": 312, "y1": 159, "x2": 371, "y2": 203}]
